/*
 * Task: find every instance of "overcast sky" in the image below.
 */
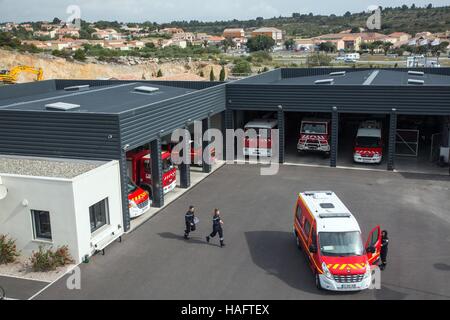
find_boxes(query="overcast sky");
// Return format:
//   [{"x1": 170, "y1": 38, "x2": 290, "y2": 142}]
[{"x1": 1, "y1": 0, "x2": 449, "y2": 23}]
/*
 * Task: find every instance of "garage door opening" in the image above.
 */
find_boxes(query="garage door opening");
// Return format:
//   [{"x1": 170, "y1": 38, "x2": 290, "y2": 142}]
[
  {"x1": 394, "y1": 115, "x2": 450, "y2": 175},
  {"x1": 284, "y1": 111, "x2": 332, "y2": 167},
  {"x1": 337, "y1": 113, "x2": 389, "y2": 170}
]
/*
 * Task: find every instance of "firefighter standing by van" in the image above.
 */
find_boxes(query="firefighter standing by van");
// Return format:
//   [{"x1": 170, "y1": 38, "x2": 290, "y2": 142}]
[
  {"x1": 184, "y1": 205, "x2": 196, "y2": 239},
  {"x1": 206, "y1": 209, "x2": 225, "y2": 247},
  {"x1": 380, "y1": 230, "x2": 389, "y2": 270}
]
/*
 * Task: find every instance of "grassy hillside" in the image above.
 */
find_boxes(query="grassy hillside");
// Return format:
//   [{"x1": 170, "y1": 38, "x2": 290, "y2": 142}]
[{"x1": 162, "y1": 5, "x2": 450, "y2": 37}]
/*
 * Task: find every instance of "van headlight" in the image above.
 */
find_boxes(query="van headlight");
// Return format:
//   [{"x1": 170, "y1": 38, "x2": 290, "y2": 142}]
[
  {"x1": 128, "y1": 200, "x2": 137, "y2": 209},
  {"x1": 363, "y1": 265, "x2": 372, "y2": 279},
  {"x1": 322, "y1": 262, "x2": 333, "y2": 280}
]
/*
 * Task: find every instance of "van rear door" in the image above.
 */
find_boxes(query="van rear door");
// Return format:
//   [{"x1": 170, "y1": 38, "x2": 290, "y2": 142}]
[{"x1": 365, "y1": 226, "x2": 382, "y2": 265}]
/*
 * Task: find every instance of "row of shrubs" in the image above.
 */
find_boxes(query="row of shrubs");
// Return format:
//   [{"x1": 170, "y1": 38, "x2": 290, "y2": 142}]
[{"x1": 0, "y1": 234, "x2": 74, "y2": 272}]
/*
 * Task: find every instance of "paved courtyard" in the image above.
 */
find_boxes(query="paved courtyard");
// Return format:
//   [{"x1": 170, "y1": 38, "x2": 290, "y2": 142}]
[{"x1": 33, "y1": 164, "x2": 450, "y2": 300}]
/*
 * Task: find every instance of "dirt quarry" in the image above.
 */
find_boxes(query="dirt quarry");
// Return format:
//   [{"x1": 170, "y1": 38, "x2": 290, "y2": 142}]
[{"x1": 0, "y1": 49, "x2": 226, "y2": 83}]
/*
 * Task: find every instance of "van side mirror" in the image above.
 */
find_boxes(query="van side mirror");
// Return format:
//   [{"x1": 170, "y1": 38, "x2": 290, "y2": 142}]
[
  {"x1": 366, "y1": 246, "x2": 375, "y2": 254},
  {"x1": 309, "y1": 244, "x2": 317, "y2": 253}
]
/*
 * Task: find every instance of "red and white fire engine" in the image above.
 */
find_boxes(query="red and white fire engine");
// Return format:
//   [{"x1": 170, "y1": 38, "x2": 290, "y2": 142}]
[
  {"x1": 293, "y1": 191, "x2": 382, "y2": 291},
  {"x1": 127, "y1": 177, "x2": 151, "y2": 219},
  {"x1": 243, "y1": 119, "x2": 277, "y2": 157},
  {"x1": 353, "y1": 121, "x2": 383, "y2": 164},
  {"x1": 127, "y1": 149, "x2": 177, "y2": 197},
  {"x1": 162, "y1": 139, "x2": 216, "y2": 166},
  {"x1": 297, "y1": 118, "x2": 331, "y2": 156}
]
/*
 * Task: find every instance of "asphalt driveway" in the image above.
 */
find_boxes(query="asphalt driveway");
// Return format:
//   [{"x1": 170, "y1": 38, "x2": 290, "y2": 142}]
[{"x1": 34, "y1": 164, "x2": 450, "y2": 300}]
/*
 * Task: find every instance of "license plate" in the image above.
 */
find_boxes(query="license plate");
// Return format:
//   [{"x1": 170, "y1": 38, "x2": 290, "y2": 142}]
[{"x1": 341, "y1": 284, "x2": 357, "y2": 289}]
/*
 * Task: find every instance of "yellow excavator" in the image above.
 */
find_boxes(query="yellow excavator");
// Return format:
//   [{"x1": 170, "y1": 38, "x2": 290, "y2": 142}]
[{"x1": 0, "y1": 65, "x2": 44, "y2": 84}]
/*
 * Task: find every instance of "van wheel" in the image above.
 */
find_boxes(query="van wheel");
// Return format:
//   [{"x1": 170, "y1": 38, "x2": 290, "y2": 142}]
[
  {"x1": 315, "y1": 273, "x2": 322, "y2": 290},
  {"x1": 295, "y1": 234, "x2": 302, "y2": 251}
]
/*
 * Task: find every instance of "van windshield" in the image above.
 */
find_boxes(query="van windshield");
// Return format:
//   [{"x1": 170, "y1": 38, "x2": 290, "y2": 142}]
[
  {"x1": 162, "y1": 158, "x2": 173, "y2": 173},
  {"x1": 356, "y1": 136, "x2": 381, "y2": 148},
  {"x1": 319, "y1": 231, "x2": 364, "y2": 257},
  {"x1": 127, "y1": 178, "x2": 138, "y2": 194},
  {"x1": 301, "y1": 122, "x2": 327, "y2": 134},
  {"x1": 245, "y1": 128, "x2": 272, "y2": 138}
]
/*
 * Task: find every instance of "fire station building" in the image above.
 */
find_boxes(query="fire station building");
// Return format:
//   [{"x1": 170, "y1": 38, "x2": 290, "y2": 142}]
[{"x1": 0, "y1": 68, "x2": 449, "y2": 260}]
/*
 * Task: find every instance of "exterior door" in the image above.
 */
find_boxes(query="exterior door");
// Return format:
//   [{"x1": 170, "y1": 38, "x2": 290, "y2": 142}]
[{"x1": 365, "y1": 226, "x2": 382, "y2": 265}]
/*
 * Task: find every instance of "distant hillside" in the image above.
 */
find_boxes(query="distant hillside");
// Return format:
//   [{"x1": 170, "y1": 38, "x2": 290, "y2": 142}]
[{"x1": 161, "y1": 5, "x2": 450, "y2": 37}]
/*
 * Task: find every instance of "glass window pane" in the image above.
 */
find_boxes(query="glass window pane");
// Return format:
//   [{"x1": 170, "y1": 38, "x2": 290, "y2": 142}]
[
  {"x1": 89, "y1": 198, "x2": 109, "y2": 233},
  {"x1": 32, "y1": 210, "x2": 52, "y2": 240}
]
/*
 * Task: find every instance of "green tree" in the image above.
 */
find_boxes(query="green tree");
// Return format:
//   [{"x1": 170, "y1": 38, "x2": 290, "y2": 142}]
[
  {"x1": 246, "y1": 35, "x2": 275, "y2": 52},
  {"x1": 221, "y1": 38, "x2": 234, "y2": 53},
  {"x1": 368, "y1": 41, "x2": 384, "y2": 55},
  {"x1": 219, "y1": 65, "x2": 226, "y2": 81},
  {"x1": 318, "y1": 42, "x2": 337, "y2": 53},
  {"x1": 209, "y1": 68, "x2": 215, "y2": 81},
  {"x1": 306, "y1": 53, "x2": 332, "y2": 67},
  {"x1": 0, "y1": 32, "x2": 21, "y2": 49},
  {"x1": 382, "y1": 41, "x2": 394, "y2": 55},
  {"x1": 231, "y1": 59, "x2": 252, "y2": 75},
  {"x1": 157, "y1": 69, "x2": 163, "y2": 77},
  {"x1": 199, "y1": 70, "x2": 205, "y2": 77},
  {"x1": 73, "y1": 49, "x2": 86, "y2": 62},
  {"x1": 284, "y1": 39, "x2": 295, "y2": 50}
]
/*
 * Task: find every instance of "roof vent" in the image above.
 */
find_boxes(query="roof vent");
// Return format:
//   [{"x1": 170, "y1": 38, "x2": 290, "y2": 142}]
[
  {"x1": 45, "y1": 102, "x2": 80, "y2": 111},
  {"x1": 408, "y1": 71, "x2": 425, "y2": 76},
  {"x1": 329, "y1": 71, "x2": 346, "y2": 76},
  {"x1": 64, "y1": 85, "x2": 90, "y2": 92},
  {"x1": 408, "y1": 79, "x2": 425, "y2": 85},
  {"x1": 315, "y1": 79, "x2": 334, "y2": 85},
  {"x1": 319, "y1": 213, "x2": 351, "y2": 219},
  {"x1": 320, "y1": 203, "x2": 335, "y2": 209},
  {"x1": 134, "y1": 86, "x2": 160, "y2": 94}
]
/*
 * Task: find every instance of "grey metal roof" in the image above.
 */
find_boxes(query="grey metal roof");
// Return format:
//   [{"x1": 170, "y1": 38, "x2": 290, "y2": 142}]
[
  {"x1": 0, "y1": 82, "x2": 196, "y2": 113},
  {"x1": 0, "y1": 155, "x2": 107, "y2": 179},
  {"x1": 270, "y1": 69, "x2": 450, "y2": 86}
]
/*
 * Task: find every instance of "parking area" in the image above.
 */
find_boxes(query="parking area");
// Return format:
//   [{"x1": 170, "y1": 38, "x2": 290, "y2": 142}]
[
  {"x1": 0, "y1": 276, "x2": 48, "y2": 300},
  {"x1": 32, "y1": 164, "x2": 450, "y2": 300}
]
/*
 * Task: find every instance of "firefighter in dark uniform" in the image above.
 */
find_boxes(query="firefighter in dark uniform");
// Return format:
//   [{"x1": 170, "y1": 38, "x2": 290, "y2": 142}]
[
  {"x1": 206, "y1": 209, "x2": 225, "y2": 247},
  {"x1": 380, "y1": 230, "x2": 389, "y2": 270},
  {"x1": 184, "y1": 205, "x2": 196, "y2": 239}
]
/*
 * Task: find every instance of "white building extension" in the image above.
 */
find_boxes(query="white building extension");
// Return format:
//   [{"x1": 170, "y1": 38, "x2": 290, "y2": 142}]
[{"x1": 0, "y1": 156, "x2": 124, "y2": 264}]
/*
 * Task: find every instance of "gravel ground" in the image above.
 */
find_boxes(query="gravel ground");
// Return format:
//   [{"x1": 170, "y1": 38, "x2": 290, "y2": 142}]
[
  {"x1": 0, "y1": 255, "x2": 76, "y2": 283},
  {"x1": 0, "y1": 156, "x2": 103, "y2": 179}
]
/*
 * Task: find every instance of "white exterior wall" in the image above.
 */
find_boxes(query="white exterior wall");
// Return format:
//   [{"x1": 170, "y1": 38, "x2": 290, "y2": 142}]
[
  {"x1": 72, "y1": 161, "x2": 124, "y2": 262},
  {"x1": 0, "y1": 161, "x2": 123, "y2": 264},
  {"x1": 0, "y1": 176, "x2": 79, "y2": 261}
]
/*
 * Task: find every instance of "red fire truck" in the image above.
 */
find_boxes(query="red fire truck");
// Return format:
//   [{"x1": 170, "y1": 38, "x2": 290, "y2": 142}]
[
  {"x1": 297, "y1": 118, "x2": 331, "y2": 156},
  {"x1": 243, "y1": 119, "x2": 278, "y2": 157},
  {"x1": 162, "y1": 139, "x2": 216, "y2": 166},
  {"x1": 353, "y1": 121, "x2": 383, "y2": 164},
  {"x1": 126, "y1": 149, "x2": 177, "y2": 197},
  {"x1": 293, "y1": 191, "x2": 381, "y2": 291},
  {"x1": 127, "y1": 177, "x2": 151, "y2": 219}
]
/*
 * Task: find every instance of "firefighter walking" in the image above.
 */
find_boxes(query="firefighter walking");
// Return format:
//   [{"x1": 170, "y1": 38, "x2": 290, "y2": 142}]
[
  {"x1": 206, "y1": 209, "x2": 225, "y2": 247},
  {"x1": 184, "y1": 205, "x2": 196, "y2": 239}
]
